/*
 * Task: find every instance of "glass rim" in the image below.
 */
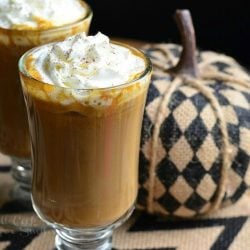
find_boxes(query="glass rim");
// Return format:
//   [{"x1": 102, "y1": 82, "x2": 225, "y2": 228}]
[
  {"x1": 0, "y1": 1, "x2": 92, "y2": 33},
  {"x1": 18, "y1": 40, "x2": 152, "y2": 91}
]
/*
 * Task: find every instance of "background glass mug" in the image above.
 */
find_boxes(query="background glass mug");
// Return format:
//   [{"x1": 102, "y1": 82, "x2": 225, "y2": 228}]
[
  {"x1": 19, "y1": 42, "x2": 152, "y2": 249},
  {"x1": 0, "y1": 1, "x2": 92, "y2": 206}
]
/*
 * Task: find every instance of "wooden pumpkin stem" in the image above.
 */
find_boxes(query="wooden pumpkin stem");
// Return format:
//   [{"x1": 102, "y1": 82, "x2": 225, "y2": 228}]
[{"x1": 169, "y1": 9, "x2": 199, "y2": 77}]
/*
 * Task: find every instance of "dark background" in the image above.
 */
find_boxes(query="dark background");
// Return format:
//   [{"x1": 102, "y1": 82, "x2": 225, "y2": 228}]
[{"x1": 87, "y1": 0, "x2": 250, "y2": 67}]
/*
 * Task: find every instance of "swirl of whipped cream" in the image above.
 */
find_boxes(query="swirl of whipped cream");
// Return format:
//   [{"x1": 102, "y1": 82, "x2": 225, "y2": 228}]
[
  {"x1": 29, "y1": 32, "x2": 146, "y2": 89},
  {"x1": 0, "y1": 0, "x2": 86, "y2": 29}
]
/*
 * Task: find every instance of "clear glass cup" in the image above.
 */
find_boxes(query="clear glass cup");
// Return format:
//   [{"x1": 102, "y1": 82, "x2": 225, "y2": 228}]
[
  {"x1": 0, "y1": 1, "x2": 92, "y2": 206},
  {"x1": 19, "y1": 42, "x2": 152, "y2": 249}
]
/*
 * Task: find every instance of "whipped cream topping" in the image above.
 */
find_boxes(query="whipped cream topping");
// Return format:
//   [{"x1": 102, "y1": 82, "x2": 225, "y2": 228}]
[
  {"x1": 0, "y1": 0, "x2": 87, "y2": 29},
  {"x1": 28, "y1": 32, "x2": 146, "y2": 89}
]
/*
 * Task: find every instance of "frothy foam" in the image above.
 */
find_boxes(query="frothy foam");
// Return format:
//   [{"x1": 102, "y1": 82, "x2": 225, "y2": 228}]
[
  {"x1": 28, "y1": 32, "x2": 146, "y2": 89},
  {"x1": 0, "y1": 0, "x2": 87, "y2": 30}
]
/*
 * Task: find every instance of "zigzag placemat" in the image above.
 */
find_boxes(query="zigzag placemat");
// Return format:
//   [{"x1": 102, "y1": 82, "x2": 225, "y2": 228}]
[{"x1": 1, "y1": 153, "x2": 250, "y2": 249}]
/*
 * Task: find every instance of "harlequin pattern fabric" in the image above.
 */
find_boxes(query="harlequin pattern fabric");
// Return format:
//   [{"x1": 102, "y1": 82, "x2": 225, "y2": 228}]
[{"x1": 138, "y1": 43, "x2": 250, "y2": 217}]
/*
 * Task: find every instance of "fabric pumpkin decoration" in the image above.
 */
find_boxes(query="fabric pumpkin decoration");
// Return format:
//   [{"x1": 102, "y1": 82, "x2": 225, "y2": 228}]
[{"x1": 138, "y1": 10, "x2": 250, "y2": 217}]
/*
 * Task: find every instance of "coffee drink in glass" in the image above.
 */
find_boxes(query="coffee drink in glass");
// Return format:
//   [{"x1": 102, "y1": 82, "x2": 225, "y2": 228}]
[
  {"x1": 19, "y1": 33, "x2": 152, "y2": 249},
  {"x1": 0, "y1": 0, "x2": 92, "y2": 204}
]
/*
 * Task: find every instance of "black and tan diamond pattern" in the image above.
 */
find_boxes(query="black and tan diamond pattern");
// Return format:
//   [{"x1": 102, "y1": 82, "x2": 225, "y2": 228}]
[{"x1": 138, "y1": 44, "x2": 250, "y2": 217}]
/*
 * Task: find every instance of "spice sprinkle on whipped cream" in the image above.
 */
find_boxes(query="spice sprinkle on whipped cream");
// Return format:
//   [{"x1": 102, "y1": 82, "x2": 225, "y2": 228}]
[
  {"x1": 25, "y1": 32, "x2": 146, "y2": 89},
  {"x1": 0, "y1": 0, "x2": 87, "y2": 30}
]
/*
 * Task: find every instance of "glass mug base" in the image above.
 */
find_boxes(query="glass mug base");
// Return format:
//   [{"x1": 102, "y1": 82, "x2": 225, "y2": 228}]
[
  {"x1": 55, "y1": 229, "x2": 112, "y2": 250},
  {"x1": 32, "y1": 199, "x2": 134, "y2": 250},
  {"x1": 10, "y1": 157, "x2": 32, "y2": 208}
]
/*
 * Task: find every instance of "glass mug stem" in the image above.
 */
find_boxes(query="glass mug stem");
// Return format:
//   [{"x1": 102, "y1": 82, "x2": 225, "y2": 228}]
[
  {"x1": 11, "y1": 157, "x2": 32, "y2": 207},
  {"x1": 55, "y1": 229, "x2": 112, "y2": 250}
]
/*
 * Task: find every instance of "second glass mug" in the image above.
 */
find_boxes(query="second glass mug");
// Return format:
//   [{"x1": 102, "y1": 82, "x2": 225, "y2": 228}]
[
  {"x1": 0, "y1": 1, "x2": 92, "y2": 205},
  {"x1": 19, "y1": 42, "x2": 152, "y2": 249}
]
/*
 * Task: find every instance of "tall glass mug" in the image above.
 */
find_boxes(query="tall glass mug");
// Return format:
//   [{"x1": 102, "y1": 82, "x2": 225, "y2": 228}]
[
  {"x1": 0, "y1": 1, "x2": 92, "y2": 205},
  {"x1": 19, "y1": 42, "x2": 152, "y2": 250}
]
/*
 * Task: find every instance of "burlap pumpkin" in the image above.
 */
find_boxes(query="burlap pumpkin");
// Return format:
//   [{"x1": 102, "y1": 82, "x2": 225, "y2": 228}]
[{"x1": 138, "y1": 10, "x2": 250, "y2": 217}]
